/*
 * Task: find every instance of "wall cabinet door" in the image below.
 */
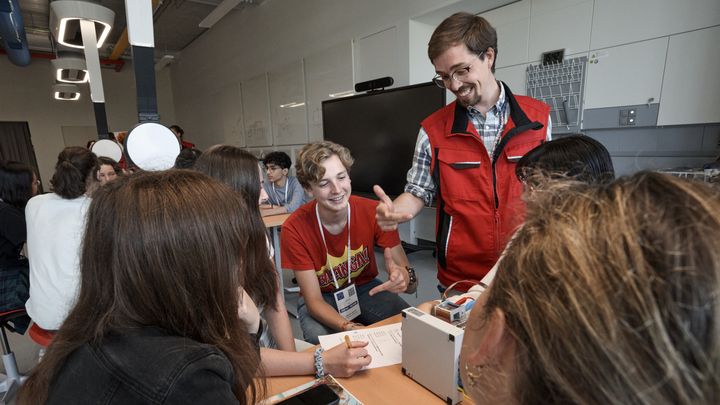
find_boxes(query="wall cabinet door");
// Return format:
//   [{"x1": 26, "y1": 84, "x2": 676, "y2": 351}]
[
  {"x1": 658, "y1": 26, "x2": 720, "y2": 126},
  {"x1": 584, "y1": 38, "x2": 667, "y2": 110}
]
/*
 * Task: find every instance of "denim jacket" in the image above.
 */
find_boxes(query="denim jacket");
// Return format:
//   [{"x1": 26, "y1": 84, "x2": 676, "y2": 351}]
[{"x1": 47, "y1": 327, "x2": 241, "y2": 404}]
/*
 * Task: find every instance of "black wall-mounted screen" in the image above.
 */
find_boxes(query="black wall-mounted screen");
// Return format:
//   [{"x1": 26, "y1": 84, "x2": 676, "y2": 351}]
[{"x1": 322, "y1": 82, "x2": 446, "y2": 197}]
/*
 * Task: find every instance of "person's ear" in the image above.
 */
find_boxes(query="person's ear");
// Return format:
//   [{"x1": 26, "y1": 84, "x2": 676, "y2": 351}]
[
  {"x1": 282, "y1": 168, "x2": 289, "y2": 177},
  {"x1": 483, "y1": 48, "x2": 495, "y2": 69},
  {"x1": 465, "y1": 308, "x2": 511, "y2": 367}
]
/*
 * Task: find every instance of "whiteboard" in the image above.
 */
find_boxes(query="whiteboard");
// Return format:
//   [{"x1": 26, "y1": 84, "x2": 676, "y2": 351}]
[
  {"x1": 242, "y1": 73, "x2": 272, "y2": 147},
  {"x1": 305, "y1": 41, "x2": 354, "y2": 142},
  {"x1": 268, "y1": 59, "x2": 308, "y2": 146},
  {"x1": 215, "y1": 82, "x2": 244, "y2": 147}
]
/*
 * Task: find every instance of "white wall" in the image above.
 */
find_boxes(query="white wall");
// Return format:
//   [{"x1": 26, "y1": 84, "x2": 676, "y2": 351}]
[
  {"x1": 171, "y1": 0, "x2": 471, "y2": 150},
  {"x1": 0, "y1": 57, "x2": 175, "y2": 188}
]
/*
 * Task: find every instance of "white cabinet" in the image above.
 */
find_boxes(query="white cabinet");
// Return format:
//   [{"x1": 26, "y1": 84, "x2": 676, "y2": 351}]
[
  {"x1": 528, "y1": 0, "x2": 592, "y2": 62},
  {"x1": 584, "y1": 38, "x2": 667, "y2": 110},
  {"x1": 480, "y1": 0, "x2": 530, "y2": 68},
  {"x1": 268, "y1": 59, "x2": 308, "y2": 146},
  {"x1": 591, "y1": 0, "x2": 720, "y2": 50},
  {"x1": 354, "y1": 26, "x2": 401, "y2": 86},
  {"x1": 242, "y1": 74, "x2": 272, "y2": 147},
  {"x1": 495, "y1": 64, "x2": 528, "y2": 96},
  {"x1": 304, "y1": 41, "x2": 354, "y2": 142},
  {"x1": 658, "y1": 26, "x2": 720, "y2": 126},
  {"x1": 408, "y1": 20, "x2": 435, "y2": 85}
]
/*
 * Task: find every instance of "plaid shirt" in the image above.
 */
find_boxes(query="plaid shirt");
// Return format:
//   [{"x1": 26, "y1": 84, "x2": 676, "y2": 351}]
[{"x1": 405, "y1": 83, "x2": 552, "y2": 206}]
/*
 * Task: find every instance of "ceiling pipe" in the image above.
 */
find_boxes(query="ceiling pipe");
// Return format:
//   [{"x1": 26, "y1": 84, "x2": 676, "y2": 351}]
[{"x1": 0, "y1": 48, "x2": 125, "y2": 71}]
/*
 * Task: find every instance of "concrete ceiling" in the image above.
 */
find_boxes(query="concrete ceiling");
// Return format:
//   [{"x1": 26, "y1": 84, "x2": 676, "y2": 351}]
[{"x1": 15, "y1": 0, "x2": 261, "y2": 60}]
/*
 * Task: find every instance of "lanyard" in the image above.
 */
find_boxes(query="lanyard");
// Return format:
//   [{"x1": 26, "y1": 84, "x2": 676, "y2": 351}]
[
  {"x1": 315, "y1": 202, "x2": 351, "y2": 289},
  {"x1": 272, "y1": 179, "x2": 288, "y2": 206}
]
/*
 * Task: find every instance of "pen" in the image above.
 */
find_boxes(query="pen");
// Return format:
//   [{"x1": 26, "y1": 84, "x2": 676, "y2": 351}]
[{"x1": 344, "y1": 335, "x2": 352, "y2": 349}]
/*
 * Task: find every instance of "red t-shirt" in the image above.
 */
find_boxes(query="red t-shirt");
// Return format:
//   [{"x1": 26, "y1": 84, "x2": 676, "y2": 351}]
[{"x1": 281, "y1": 196, "x2": 400, "y2": 293}]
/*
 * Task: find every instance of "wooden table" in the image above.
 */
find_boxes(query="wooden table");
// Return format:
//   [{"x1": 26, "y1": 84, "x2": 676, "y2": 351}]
[
  {"x1": 263, "y1": 213, "x2": 290, "y2": 291},
  {"x1": 263, "y1": 315, "x2": 469, "y2": 404}
]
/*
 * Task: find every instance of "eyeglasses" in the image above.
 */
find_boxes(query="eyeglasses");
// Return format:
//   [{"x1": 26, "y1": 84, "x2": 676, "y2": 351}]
[{"x1": 432, "y1": 52, "x2": 484, "y2": 89}]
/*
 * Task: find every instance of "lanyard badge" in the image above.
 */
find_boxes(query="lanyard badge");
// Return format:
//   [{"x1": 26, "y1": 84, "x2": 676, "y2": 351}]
[{"x1": 316, "y1": 202, "x2": 360, "y2": 320}]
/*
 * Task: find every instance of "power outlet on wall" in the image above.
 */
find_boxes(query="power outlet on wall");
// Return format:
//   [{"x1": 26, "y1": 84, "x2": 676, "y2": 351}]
[{"x1": 619, "y1": 109, "x2": 636, "y2": 126}]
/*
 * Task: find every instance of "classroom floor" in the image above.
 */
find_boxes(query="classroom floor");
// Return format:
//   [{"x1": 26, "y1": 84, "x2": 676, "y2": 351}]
[{"x1": 0, "y1": 246, "x2": 441, "y2": 400}]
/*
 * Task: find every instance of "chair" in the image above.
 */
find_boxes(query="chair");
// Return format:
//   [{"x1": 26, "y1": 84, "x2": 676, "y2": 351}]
[
  {"x1": 28, "y1": 323, "x2": 55, "y2": 348},
  {"x1": 0, "y1": 308, "x2": 29, "y2": 404}
]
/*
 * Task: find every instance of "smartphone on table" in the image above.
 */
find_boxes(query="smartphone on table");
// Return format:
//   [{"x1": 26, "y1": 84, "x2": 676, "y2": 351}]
[{"x1": 275, "y1": 383, "x2": 340, "y2": 405}]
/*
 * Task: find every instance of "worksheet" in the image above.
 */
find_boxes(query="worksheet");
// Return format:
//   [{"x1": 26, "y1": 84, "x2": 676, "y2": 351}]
[{"x1": 318, "y1": 323, "x2": 402, "y2": 369}]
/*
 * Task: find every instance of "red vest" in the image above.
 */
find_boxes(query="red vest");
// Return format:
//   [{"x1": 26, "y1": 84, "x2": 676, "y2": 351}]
[{"x1": 423, "y1": 83, "x2": 550, "y2": 288}]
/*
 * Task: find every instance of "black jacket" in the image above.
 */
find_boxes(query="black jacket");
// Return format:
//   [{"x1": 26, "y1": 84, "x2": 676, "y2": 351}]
[{"x1": 47, "y1": 327, "x2": 241, "y2": 404}]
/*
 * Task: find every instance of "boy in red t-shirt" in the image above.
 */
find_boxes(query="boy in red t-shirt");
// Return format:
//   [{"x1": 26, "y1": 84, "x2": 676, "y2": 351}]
[{"x1": 281, "y1": 141, "x2": 413, "y2": 344}]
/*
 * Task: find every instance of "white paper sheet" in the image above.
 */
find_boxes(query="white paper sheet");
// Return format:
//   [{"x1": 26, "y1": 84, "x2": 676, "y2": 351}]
[{"x1": 318, "y1": 323, "x2": 402, "y2": 369}]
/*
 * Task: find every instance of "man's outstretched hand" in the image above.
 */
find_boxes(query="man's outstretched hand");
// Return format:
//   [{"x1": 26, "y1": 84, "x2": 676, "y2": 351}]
[{"x1": 374, "y1": 185, "x2": 413, "y2": 231}]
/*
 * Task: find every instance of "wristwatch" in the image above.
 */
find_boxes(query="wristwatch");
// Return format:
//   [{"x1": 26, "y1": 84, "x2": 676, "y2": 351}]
[{"x1": 405, "y1": 266, "x2": 418, "y2": 294}]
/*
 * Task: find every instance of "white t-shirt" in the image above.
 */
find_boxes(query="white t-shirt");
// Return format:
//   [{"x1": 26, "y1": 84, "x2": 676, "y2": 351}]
[{"x1": 25, "y1": 193, "x2": 91, "y2": 330}]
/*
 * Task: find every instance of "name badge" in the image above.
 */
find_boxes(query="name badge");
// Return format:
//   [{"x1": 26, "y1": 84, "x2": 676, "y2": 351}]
[{"x1": 334, "y1": 284, "x2": 360, "y2": 321}]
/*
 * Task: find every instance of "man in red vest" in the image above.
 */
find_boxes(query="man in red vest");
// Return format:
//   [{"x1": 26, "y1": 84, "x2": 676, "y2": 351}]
[{"x1": 375, "y1": 12, "x2": 552, "y2": 291}]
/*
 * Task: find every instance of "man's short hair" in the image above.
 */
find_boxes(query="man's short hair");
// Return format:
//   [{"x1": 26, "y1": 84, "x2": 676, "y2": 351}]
[
  {"x1": 263, "y1": 151, "x2": 292, "y2": 170},
  {"x1": 428, "y1": 12, "x2": 498, "y2": 73}
]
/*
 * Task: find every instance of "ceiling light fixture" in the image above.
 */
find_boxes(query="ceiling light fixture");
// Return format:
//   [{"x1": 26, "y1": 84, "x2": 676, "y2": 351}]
[
  {"x1": 49, "y1": 1, "x2": 115, "y2": 49},
  {"x1": 52, "y1": 53, "x2": 88, "y2": 83},
  {"x1": 279, "y1": 101, "x2": 306, "y2": 108},
  {"x1": 53, "y1": 83, "x2": 81, "y2": 101},
  {"x1": 328, "y1": 90, "x2": 355, "y2": 98}
]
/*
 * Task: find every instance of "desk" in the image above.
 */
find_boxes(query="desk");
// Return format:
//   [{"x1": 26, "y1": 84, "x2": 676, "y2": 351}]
[
  {"x1": 263, "y1": 213, "x2": 290, "y2": 292},
  {"x1": 264, "y1": 315, "x2": 468, "y2": 404}
]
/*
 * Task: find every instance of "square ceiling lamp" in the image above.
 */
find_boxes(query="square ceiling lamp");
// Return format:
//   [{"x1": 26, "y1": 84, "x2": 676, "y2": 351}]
[
  {"x1": 52, "y1": 52, "x2": 88, "y2": 83},
  {"x1": 53, "y1": 83, "x2": 81, "y2": 101},
  {"x1": 49, "y1": 1, "x2": 114, "y2": 49}
]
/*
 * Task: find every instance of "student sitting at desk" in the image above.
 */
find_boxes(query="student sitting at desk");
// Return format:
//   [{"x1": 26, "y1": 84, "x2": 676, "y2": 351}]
[
  {"x1": 195, "y1": 145, "x2": 369, "y2": 378},
  {"x1": 19, "y1": 171, "x2": 264, "y2": 404},
  {"x1": 25, "y1": 147, "x2": 98, "y2": 331},
  {"x1": 260, "y1": 151, "x2": 308, "y2": 216},
  {"x1": 459, "y1": 172, "x2": 720, "y2": 404},
  {"x1": 281, "y1": 141, "x2": 416, "y2": 345}
]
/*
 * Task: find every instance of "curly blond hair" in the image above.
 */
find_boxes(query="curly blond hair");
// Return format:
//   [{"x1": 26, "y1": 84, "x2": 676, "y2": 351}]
[{"x1": 295, "y1": 141, "x2": 354, "y2": 189}]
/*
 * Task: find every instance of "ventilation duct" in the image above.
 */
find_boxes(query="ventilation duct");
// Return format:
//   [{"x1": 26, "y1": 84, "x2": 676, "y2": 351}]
[{"x1": 0, "y1": 0, "x2": 30, "y2": 66}]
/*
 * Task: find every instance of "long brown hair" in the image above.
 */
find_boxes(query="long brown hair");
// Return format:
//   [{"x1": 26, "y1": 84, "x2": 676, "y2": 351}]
[
  {"x1": 484, "y1": 171, "x2": 720, "y2": 404},
  {"x1": 193, "y1": 145, "x2": 278, "y2": 309},
  {"x1": 19, "y1": 170, "x2": 265, "y2": 404}
]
